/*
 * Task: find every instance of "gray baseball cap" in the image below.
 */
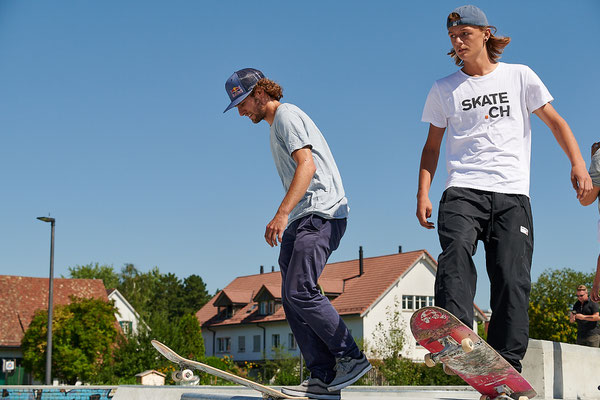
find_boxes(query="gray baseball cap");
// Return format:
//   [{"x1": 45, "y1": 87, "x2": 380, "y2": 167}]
[{"x1": 447, "y1": 5, "x2": 488, "y2": 29}]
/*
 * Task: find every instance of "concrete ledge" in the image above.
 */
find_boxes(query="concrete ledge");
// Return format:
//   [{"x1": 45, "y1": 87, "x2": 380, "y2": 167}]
[
  {"x1": 522, "y1": 339, "x2": 600, "y2": 399},
  {"x1": 113, "y1": 385, "x2": 479, "y2": 400}
]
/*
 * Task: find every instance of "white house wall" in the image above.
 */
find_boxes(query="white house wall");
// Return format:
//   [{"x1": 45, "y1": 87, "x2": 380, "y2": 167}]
[
  {"x1": 108, "y1": 291, "x2": 140, "y2": 335},
  {"x1": 361, "y1": 259, "x2": 435, "y2": 361},
  {"x1": 203, "y1": 322, "x2": 299, "y2": 362},
  {"x1": 202, "y1": 315, "x2": 363, "y2": 362}
]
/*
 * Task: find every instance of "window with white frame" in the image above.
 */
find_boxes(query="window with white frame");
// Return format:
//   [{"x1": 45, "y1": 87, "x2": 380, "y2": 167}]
[
  {"x1": 238, "y1": 336, "x2": 246, "y2": 353},
  {"x1": 402, "y1": 295, "x2": 434, "y2": 311},
  {"x1": 217, "y1": 337, "x2": 231, "y2": 353},
  {"x1": 259, "y1": 301, "x2": 267, "y2": 315},
  {"x1": 268, "y1": 300, "x2": 275, "y2": 314},
  {"x1": 272, "y1": 334, "x2": 280, "y2": 348},
  {"x1": 253, "y1": 335, "x2": 261, "y2": 352},
  {"x1": 119, "y1": 321, "x2": 133, "y2": 335},
  {"x1": 288, "y1": 333, "x2": 297, "y2": 350}
]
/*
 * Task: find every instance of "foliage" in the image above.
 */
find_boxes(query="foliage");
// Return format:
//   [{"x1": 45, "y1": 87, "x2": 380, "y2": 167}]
[
  {"x1": 529, "y1": 268, "x2": 594, "y2": 343},
  {"x1": 97, "y1": 311, "x2": 206, "y2": 385},
  {"x1": 361, "y1": 358, "x2": 465, "y2": 386},
  {"x1": 21, "y1": 297, "x2": 118, "y2": 384},
  {"x1": 359, "y1": 296, "x2": 465, "y2": 386},
  {"x1": 262, "y1": 347, "x2": 309, "y2": 385},
  {"x1": 477, "y1": 321, "x2": 487, "y2": 341},
  {"x1": 58, "y1": 262, "x2": 211, "y2": 384},
  {"x1": 67, "y1": 263, "x2": 120, "y2": 290},
  {"x1": 367, "y1": 297, "x2": 407, "y2": 359},
  {"x1": 67, "y1": 263, "x2": 211, "y2": 321}
]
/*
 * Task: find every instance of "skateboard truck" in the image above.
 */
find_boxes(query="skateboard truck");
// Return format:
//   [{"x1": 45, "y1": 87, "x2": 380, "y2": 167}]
[
  {"x1": 172, "y1": 368, "x2": 199, "y2": 385},
  {"x1": 424, "y1": 336, "x2": 474, "y2": 367},
  {"x1": 478, "y1": 385, "x2": 530, "y2": 400}
]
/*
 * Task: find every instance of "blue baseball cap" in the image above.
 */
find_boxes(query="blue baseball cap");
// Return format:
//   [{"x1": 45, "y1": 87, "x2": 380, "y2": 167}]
[
  {"x1": 223, "y1": 68, "x2": 265, "y2": 113},
  {"x1": 447, "y1": 5, "x2": 488, "y2": 29}
]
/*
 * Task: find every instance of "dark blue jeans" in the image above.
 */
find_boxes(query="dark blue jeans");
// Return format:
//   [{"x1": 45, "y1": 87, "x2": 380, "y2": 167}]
[{"x1": 279, "y1": 214, "x2": 359, "y2": 383}]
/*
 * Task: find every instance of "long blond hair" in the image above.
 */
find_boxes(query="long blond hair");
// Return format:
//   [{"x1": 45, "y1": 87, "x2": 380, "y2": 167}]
[{"x1": 447, "y1": 12, "x2": 511, "y2": 66}]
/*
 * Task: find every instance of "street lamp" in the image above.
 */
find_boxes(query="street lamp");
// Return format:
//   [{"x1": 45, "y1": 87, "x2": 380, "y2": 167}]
[{"x1": 37, "y1": 216, "x2": 55, "y2": 386}]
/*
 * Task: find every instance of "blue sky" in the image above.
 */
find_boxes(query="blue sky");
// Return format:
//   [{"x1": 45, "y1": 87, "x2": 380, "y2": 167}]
[{"x1": 1, "y1": 0, "x2": 599, "y2": 311}]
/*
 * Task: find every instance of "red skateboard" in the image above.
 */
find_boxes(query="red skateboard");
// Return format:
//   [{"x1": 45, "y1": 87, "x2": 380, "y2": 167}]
[{"x1": 410, "y1": 306, "x2": 536, "y2": 400}]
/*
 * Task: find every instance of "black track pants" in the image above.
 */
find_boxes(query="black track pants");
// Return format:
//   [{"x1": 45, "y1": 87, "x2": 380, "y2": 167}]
[{"x1": 435, "y1": 187, "x2": 533, "y2": 372}]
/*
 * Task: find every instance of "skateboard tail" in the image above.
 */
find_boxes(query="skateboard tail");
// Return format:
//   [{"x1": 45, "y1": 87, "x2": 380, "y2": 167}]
[
  {"x1": 410, "y1": 307, "x2": 536, "y2": 400},
  {"x1": 151, "y1": 340, "x2": 309, "y2": 400}
]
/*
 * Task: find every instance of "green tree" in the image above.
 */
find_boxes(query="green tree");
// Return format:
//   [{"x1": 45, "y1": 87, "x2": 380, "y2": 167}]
[
  {"x1": 117, "y1": 264, "x2": 162, "y2": 321},
  {"x1": 101, "y1": 312, "x2": 206, "y2": 385},
  {"x1": 100, "y1": 324, "x2": 160, "y2": 384},
  {"x1": 21, "y1": 297, "x2": 118, "y2": 384},
  {"x1": 66, "y1": 263, "x2": 120, "y2": 290},
  {"x1": 183, "y1": 274, "x2": 211, "y2": 315},
  {"x1": 529, "y1": 267, "x2": 594, "y2": 343},
  {"x1": 64, "y1": 262, "x2": 211, "y2": 384}
]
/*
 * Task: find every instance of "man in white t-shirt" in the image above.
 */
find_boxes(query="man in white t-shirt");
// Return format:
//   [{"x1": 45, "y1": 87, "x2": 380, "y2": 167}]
[{"x1": 416, "y1": 5, "x2": 592, "y2": 372}]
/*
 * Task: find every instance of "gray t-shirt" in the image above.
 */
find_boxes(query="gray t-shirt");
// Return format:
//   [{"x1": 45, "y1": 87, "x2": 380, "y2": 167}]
[
  {"x1": 270, "y1": 103, "x2": 349, "y2": 224},
  {"x1": 590, "y1": 149, "x2": 600, "y2": 212}
]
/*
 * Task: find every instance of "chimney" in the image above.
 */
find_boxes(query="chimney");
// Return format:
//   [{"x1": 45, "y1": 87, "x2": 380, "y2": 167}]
[
  {"x1": 398, "y1": 245, "x2": 403, "y2": 253},
  {"x1": 359, "y1": 246, "x2": 364, "y2": 277},
  {"x1": 260, "y1": 265, "x2": 264, "y2": 274},
  {"x1": 271, "y1": 266, "x2": 275, "y2": 272}
]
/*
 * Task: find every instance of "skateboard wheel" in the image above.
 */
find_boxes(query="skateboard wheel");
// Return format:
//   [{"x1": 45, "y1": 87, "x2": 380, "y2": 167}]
[
  {"x1": 172, "y1": 371, "x2": 182, "y2": 382},
  {"x1": 424, "y1": 353, "x2": 436, "y2": 367},
  {"x1": 461, "y1": 338, "x2": 474, "y2": 353},
  {"x1": 181, "y1": 369, "x2": 195, "y2": 381},
  {"x1": 517, "y1": 397, "x2": 529, "y2": 400}
]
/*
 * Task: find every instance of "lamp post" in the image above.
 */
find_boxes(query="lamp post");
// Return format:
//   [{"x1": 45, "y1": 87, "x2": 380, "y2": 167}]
[{"x1": 37, "y1": 216, "x2": 55, "y2": 386}]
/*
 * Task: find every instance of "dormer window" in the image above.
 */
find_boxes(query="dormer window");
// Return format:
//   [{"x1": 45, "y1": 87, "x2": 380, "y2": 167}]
[
  {"x1": 259, "y1": 301, "x2": 268, "y2": 315},
  {"x1": 253, "y1": 284, "x2": 282, "y2": 316}
]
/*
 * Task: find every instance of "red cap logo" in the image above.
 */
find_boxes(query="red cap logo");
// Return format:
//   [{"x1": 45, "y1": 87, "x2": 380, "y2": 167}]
[{"x1": 230, "y1": 86, "x2": 242, "y2": 97}]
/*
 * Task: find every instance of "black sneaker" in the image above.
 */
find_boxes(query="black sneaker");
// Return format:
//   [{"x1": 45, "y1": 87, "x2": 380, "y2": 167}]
[
  {"x1": 327, "y1": 352, "x2": 372, "y2": 391},
  {"x1": 281, "y1": 377, "x2": 341, "y2": 400}
]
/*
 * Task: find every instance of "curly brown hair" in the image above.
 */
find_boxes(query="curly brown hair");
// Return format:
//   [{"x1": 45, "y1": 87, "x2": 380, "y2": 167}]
[
  {"x1": 251, "y1": 78, "x2": 283, "y2": 101},
  {"x1": 447, "y1": 13, "x2": 511, "y2": 67}
]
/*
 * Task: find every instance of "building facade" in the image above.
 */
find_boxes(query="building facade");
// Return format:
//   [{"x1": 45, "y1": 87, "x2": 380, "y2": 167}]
[{"x1": 196, "y1": 249, "x2": 487, "y2": 363}]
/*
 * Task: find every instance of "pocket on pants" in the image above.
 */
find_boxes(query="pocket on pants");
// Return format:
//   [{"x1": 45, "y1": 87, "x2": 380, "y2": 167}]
[{"x1": 297, "y1": 214, "x2": 324, "y2": 233}]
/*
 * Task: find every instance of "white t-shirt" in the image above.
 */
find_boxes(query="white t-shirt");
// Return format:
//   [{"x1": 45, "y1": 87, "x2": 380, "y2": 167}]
[{"x1": 422, "y1": 62, "x2": 553, "y2": 196}]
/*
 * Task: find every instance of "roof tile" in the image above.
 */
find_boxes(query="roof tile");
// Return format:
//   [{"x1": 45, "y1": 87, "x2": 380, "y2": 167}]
[{"x1": 0, "y1": 276, "x2": 109, "y2": 347}]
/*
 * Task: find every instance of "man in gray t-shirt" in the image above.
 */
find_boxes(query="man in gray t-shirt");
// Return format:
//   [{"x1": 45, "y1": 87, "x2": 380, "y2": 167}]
[{"x1": 224, "y1": 68, "x2": 370, "y2": 400}]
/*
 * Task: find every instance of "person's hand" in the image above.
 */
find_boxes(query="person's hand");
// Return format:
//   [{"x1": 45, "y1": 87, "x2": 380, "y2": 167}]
[
  {"x1": 265, "y1": 212, "x2": 288, "y2": 247},
  {"x1": 592, "y1": 142, "x2": 600, "y2": 158},
  {"x1": 571, "y1": 163, "x2": 593, "y2": 200},
  {"x1": 416, "y1": 195, "x2": 435, "y2": 229}
]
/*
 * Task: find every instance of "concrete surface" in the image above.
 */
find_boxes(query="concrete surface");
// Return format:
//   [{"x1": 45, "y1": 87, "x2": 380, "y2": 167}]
[
  {"x1": 522, "y1": 339, "x2": 600, "y2": 400},
  {"x1": 113, "y1": 385, "x2": 480, "y2": 400},
  {"x1": 5, "y1": 339, "x2": 600, "y2": 399}
]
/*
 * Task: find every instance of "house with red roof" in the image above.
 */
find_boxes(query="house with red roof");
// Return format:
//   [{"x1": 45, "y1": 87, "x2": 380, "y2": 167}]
[
  {"x1": 0, "y1": 276, "x2": 110, "y2": 384},
  {"x1": 196, "y1": 248, "x2": 489, "y2": 363}
]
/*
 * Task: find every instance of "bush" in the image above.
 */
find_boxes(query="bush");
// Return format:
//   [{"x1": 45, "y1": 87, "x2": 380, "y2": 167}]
[{"x1": 359, "y1": 358, "x2": 466, "y2": 386}]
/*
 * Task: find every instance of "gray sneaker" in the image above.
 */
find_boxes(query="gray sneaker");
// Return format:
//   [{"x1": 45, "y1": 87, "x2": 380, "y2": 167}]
[
  {"x1": 281, "y1": 377, "x2": 341, "y2": 400},
  {"x1": 327, "y1": 352, "x2": 372, "y2": 391}
]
